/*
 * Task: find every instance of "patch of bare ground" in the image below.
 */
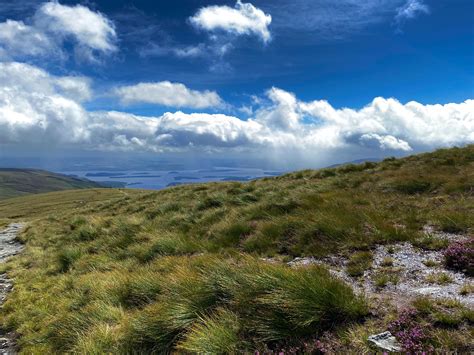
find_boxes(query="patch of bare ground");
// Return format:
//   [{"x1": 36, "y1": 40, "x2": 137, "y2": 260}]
[
  {"x1": 0, "y1": 223, "x2": 24, "y2": 355},
  {"x1": 288, "y1": 226, "x2": 473, "y2": 307}
]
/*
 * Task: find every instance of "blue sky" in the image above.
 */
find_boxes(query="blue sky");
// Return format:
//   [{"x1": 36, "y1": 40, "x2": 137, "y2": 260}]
[{"x1": 0, "y1": 0, "x2": 473, "y2": 169}]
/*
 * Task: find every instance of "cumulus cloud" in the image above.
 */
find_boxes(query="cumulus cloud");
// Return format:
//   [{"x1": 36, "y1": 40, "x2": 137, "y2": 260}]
[
  {"x1": 0, "y1": 1, "x2": 117, "y2": 62},
  {"x1": 0, "y1": 62, "x2": 90, "y2": 145},
  {"x1": 0, "y1": 20, "x2": 57, "y2": 59},
  {"x1": 35, "y1": 2, "x2": 117, "y2": 54},
  {"x1": 360, "y1": 133, "x2": 412, "y2": 151},
  {"x1": 1, "y1": 62, "x2": 473, "y2": 159},
  {"x1": 190, "y1": 0, "x2": 272, "y2": 43},
  {"x1": 0, "y1": 62, "x2": 92, "y2": 102},
  {"x1": 113, "y1": 82, "x2": 224, "y2": 109}
]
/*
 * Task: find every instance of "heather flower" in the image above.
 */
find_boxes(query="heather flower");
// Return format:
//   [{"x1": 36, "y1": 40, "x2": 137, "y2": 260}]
[
  {"x1": 443, "y1": 239, "x2": 474, "y2": 276},
  {"x1": 388, "y1": 308, "x2": 433, "y2": 353}
]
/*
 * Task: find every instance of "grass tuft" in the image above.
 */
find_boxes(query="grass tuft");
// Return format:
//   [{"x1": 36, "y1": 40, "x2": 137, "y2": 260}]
[
  {"x1": 346, "y1": 251, "x2": 373, "y2": 277},
  {"x1": 177, "y1": 308, "x2": 241, "y2": 353}
]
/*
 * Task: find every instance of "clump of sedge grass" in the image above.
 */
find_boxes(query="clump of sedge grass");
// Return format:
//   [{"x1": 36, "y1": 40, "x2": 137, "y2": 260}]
[
  {"x1": 120, "y1": 256, "x2": 368, "y2": 352},
  {"x1": 413, "y1": 235, "x2": 449, "y2": 251},
  {"x1": 380, "y1": 256, "x2": 394, "y2": 267},
  {"x1": 426, "y1": 273, "x2": 454, "y2": 285},
  {"x1": 177, "y1": 308, "x2": 241, "y2": 353},
  {"x1": 437, "y1": 212, "x2": 469, "y2": 234},
  {"x1": 346, "y1": 251, "x2": 373, "y2": 277},
  {"x1": 57, "y1": 247, "x2": 82, "y2": 273},
  {"x1": 459, "y1": 283, "x2": 474, "y2": 296},
  {"x1": 423, "y1": 259, "x2": 439, "y2": 267},
  {"x1": 374, "y1": 274, "x2": 389, "y2": 288}
]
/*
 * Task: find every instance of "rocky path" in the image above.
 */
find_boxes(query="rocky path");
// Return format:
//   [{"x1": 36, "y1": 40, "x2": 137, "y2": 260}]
[{"x1": 0, "y1": 223, "x2": 24, "y2": 355}]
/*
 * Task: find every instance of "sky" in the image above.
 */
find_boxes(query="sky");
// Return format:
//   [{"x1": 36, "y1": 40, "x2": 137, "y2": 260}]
[{"x1": 0, "y1": 0, "x2": 473, "y2": 170}]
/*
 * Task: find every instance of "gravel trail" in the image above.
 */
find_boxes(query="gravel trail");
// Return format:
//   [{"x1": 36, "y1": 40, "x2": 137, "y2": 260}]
[{"x1": 0, "y1": 223, "x2": 24, "y2": 355}]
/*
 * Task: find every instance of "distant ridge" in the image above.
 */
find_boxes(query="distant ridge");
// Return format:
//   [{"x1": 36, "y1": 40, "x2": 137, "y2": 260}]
[
  {"x1": 0, "y1": 168, "x2": 103, "y2": 200},
  {"x1": 326, "y1": 157, "x2": 381, "y2": 169}
]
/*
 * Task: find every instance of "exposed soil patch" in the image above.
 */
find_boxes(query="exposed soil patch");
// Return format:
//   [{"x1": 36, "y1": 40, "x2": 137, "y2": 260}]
[
  {"x1": 0, "y1": 223, "x2": 24, "y2": 355},
  {"x1": 288, "y1": 227, "x2": 473, "y2": 307},
  {"x1": 364, "y1": 242, "x2": 473, "y2": 306}
]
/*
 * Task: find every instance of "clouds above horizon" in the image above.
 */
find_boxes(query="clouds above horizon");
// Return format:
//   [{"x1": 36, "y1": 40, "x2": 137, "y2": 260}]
[
  {"x1": 0, "y1": 1, "x2": 471, "y2": 169},
  {"x1": 190, "y1": 1, "x2": 272, "y2": 43},
  {"x1": 113, "y1": 82, "x2": 224, "y2": 109},
  {"x1": 1, "y1": 62, "x2": 472, "y2": 161},
  {"x1": 0, "y1": 1, "x2": 116, "y2": 62}
]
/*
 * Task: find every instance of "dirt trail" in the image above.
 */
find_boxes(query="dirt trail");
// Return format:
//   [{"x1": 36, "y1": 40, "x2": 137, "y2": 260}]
[{"x1": 0, "y1": 223, "x2": 24, "y2": 355}]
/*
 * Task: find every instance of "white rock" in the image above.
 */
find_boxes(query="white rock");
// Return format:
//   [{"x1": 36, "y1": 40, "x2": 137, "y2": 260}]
[{"x1": 368, "y1": 331, "x2": 402, "y2": 352}]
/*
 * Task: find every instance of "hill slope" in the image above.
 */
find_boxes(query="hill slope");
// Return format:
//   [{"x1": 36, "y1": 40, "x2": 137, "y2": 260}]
[
  {"x1": 0, "y1": 169, "x2": 102, "y2": 200},
  {"x1": 0, "y1": 146, "x2": 472, "y2": 353}
]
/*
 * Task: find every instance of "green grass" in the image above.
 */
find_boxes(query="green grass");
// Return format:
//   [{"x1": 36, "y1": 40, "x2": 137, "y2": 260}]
[
  {"x1": 423, "y1": 259, "x2": 439, "y2": 267},
  {"x1": 346, "y1": 251, "x2": 373, "y2": 277},
  {"x1": 459, "y1": 283, "x2": 474, "y2": 296},
  {"x1": 426, "y1": 273, "x2": 454, "y2": 285},
  {"x1": 380, "y1": 256, "x2": 394, "y2": 267},
  {"x1": 413, "y1": 235, "x2": 449, "y2": 251},
  {"x1": 176, "y1": 308, "x2": 241, "y2": 353},
  {"x1": 0, "y1": 168, "x2": 103, "y2": 200},
  {"x1": 412, "y1": 297, "x2": 472, "y2": 330},
  {"x1": 373, "y1": 271, "x2": 399, "y2": 288},
  {"x1": 0, "y1": 145, "x2": 473, "y2": 352}
]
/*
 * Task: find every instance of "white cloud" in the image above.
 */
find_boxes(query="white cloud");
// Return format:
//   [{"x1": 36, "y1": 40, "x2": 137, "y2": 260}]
[
  {"x1": 114, "y1": 82, "x2": 224, "y2": 109},
  {"x1": 0, "y1": 1, "x2": 117, "y2": 62},
  {"x1": 54, "y1": 76, "x2": 92, "y2": 102},
  {"x1": 1, "y1": 62, "x2": 473, "y2": 160},
  {"x1": 35, "y1": 2, "x2": 117, "y2": 53},
  {"x1": 360, "y1": 133, "x2": 412, "y2": 151},
  {"x1": 395, "y1": 0, "x2": 430, "y2": 24},
  {"x1": 190, "y1": 0, "x2": 272, "y2": 43},
  {"x1": 0, "y1": 62, "x2": 90, "y2": 145},
  {"x1": 0, "y1": 20, "x2": 57, "y2": 59},
  {"x1": 0, "y1": 62, "x2": 92, "y2": 102}
]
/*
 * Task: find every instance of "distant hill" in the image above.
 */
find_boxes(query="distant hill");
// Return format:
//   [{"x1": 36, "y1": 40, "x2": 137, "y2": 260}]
[
  {"x1": 0, "y1": 168, "x2": 103, "y2": 200},
  {"x1": 326, "y1": 157, "x2": 381, "y2": 168}
]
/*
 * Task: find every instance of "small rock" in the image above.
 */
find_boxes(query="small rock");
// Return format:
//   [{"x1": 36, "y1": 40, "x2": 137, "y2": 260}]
[{"x1": 368, "y1": 331, "x2": 402, "y2": 352}]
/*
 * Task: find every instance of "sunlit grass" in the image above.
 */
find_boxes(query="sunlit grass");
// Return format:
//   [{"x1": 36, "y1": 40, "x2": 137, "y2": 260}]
[{"x1": 0, "y1": 145, "x2": 472, "y2": 352}]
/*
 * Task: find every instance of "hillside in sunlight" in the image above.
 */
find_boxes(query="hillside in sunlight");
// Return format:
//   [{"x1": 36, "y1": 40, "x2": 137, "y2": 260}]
[
  {"x1": 0, "y1": 169, "x2": 103, "y2": 200},
  {"x1": 0, "y1": 145, "x2": 472, "y2": 353}
]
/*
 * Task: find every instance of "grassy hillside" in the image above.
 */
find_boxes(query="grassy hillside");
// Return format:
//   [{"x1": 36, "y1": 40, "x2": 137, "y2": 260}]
[
  {"x1": 0, "y1": 169, "x2": 102, "y2": 200},
  {"x1": 0, "y1": 146, "x2": 473, "y2": 353}
]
